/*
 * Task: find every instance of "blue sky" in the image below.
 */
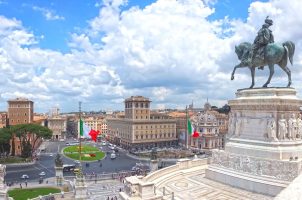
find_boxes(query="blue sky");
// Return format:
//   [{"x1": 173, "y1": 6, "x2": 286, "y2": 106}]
[
  {"x1": 0, "y1": 0, "x2": 264, "y2": 52},
  {"x1": 0, "y1": 0, "x2": 301, "y2": 113}
]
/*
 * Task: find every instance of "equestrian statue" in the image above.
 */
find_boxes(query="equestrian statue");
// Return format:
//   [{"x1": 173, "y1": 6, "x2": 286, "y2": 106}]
[{"x1": 231, "y1": 17, "x2": 295, "y2": 88}]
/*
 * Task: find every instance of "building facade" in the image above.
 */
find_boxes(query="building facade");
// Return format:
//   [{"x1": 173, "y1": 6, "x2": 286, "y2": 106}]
[
  {"x1": 190, "y1": 103, "x2": 228, "y2": 150},
  {"x1": 47, "y1": 116, "x2": 67, "y2": 140},
  {"x1": 0, "y1": 112, "x2": 8, "y2": 128},
  {"x1": 107, "y1": 96, "x2": 177, "y2": 150},
  {"x1": 7, "y1": 98, "x2": 33, "y2": 125}
]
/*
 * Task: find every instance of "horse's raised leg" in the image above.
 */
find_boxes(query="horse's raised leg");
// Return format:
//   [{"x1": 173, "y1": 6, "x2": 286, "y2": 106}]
[
  {"x1": 263, "y1": 64, "x2": 274, "y2": 87},
  {"x1": 249, "y1": 67, "x2": 255, "y2": 88},
  {"x1": 280, "y1": 66, "x2": 292, "y2": 87},
  {"x1": 231, "y1": 63, "x2": 246, "y2": 80}
]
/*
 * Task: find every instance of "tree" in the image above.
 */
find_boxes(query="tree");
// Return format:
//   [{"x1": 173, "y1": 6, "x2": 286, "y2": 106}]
[
  {"x1": 10, "y1": 124, "x2": 52, "y2": 158},
  {"x1": 0, "y1": 128, "x2": 12, "y2": 157}
]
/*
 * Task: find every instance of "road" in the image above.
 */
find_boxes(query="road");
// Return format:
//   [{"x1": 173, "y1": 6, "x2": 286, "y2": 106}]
[{"x1": 4, "y1": 139, "x2": 148, "y2": 183}]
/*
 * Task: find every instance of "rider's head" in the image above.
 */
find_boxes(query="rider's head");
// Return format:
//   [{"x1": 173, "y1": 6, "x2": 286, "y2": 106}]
[{"x1": 265, "y1": 16, "x2": 273, "y2": 26}]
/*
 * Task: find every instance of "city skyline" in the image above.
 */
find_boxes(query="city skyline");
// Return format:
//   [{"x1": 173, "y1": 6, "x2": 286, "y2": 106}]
[{"x1": 0, "y1": 0, "x2": 301, "y2": 113}]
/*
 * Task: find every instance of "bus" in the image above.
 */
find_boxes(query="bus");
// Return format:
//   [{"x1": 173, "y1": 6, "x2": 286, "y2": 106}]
[{"x1": 63, "y1": 164, "x2": 76, "y2": 172}]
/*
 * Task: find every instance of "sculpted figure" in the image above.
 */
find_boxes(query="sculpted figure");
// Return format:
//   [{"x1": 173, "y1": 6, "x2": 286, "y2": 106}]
[
  {"x1": 231, "y1": 16, "x2": 295, "y2": 88},
  {"x1": 235, "y1": 113, "x2": 242, "y2": 137},
  {"x1": 247, "y1": 16, "x2": 274, "y2": 68},
  {"x1": 288, "y1": 114, "x2": 297, "y2": 140},
  {"x1": 278, "y1": 114, "x2": 287, "y2": 140},
  {"x1": 297, "y1": 114, "x2": 302, "y2": 139},
  {"x1": 267, "y1": 115, "x2": 277, "y2": 141},
  {"x1": 228, "y1": 112, "x2": 235, "y2": 136}
]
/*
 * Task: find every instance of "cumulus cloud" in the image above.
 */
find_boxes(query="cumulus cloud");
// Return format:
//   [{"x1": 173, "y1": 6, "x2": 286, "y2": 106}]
[
  {"x1": 1, "y1": 0, "x2": 302, "y2": 112},
  {"x1": 32, "y1": 6, "x2": 65, "y2": 21}
]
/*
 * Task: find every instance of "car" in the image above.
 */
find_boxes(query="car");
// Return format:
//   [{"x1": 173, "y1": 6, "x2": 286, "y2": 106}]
[
  {"x1": 39, "y1": 171, "x2": 46, "y2": 176},
  {"x1": 21, "y1": 174, "x2": 29, "y2": 179},
  {"x1": 49, "y1": 154, "x2": 53, "y2": 157},
  {"x1": 110, "y1": 153, "x2": 116, "y2": 159},
  {"x1": 73, "y1": 168, "x2": 80, "y2": 173},
  {"x1": 101, "y1": 141, "x2": 106, "y2": 146},
  {"x1": 65, "y1": 142, "x2": 70, "y2": 146}
]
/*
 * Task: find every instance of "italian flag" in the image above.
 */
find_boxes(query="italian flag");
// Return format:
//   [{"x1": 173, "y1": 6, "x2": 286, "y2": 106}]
[
  {"x1": 187, "y1": 118, "x2": 194, "y2": 135},
  {"x1": 187, "y1": 118, "x2": 199, "y2": 138},
  {"x1": 80, "y1": 119, "x2": 100, "y2": 142}
]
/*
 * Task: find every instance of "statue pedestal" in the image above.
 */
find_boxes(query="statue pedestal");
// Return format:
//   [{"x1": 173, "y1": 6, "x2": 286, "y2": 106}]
[
  {"x1": 149, "y1": 160, "x2": 158, "y2": 173},
  {"x1": 0, "y1": 189, "x2": 8, "y2": 200},
  {"x1": 0, "y1": 164, "x2": 8, "y2": 200},
  {"x1": 206, "y1": 88, "x2": 302, "y2": 196},
  {"x1": 55, "y1": 166, "x2": 64, "y2": 186},
  {"x1": 120, "y1": 176, "x2": 162, "y2": 200},
  {"x1": 74, "y1": 176, "x2": 88, "y2": 200}
]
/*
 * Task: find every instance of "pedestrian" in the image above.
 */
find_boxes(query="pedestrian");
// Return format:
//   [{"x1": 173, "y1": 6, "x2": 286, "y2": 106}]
[
  {"x1": 20, "y1": 183, "x2": 22, "y2": 189},
  {"x1": 25, "y1": 181, "x2": 27, "y2": 187}
]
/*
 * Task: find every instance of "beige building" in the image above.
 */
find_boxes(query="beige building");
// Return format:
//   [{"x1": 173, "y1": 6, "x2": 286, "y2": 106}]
[
  {"x1": 107, "y1": 96, "x2": 177, "y2": 149},
  {"x1": 7, "y1": 98, "x2": 33, "y2": 125},
  {"x1": 0, "y1": 112, "x2": 8, "y2": 128},
  {"x1": 47, "y1": 116, "x2": 67, "y2": 140},
  {"x1": 190, "y1": 102, "x2": 228, "y2": 150}
]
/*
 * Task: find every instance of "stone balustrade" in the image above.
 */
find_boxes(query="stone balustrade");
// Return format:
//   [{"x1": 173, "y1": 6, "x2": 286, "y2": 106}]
[{"x1": 144, "y1": 158, "x2": 208, "y2": 182}]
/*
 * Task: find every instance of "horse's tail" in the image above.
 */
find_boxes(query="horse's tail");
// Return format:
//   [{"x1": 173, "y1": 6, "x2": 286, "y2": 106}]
[{"x1": 283, "y1": 41, "x2": 295, "y2": 65}]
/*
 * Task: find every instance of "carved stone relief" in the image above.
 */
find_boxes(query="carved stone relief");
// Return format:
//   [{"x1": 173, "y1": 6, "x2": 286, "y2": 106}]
[{"x1": 211, "y1": 150, "x2": 300, "y2": 181}]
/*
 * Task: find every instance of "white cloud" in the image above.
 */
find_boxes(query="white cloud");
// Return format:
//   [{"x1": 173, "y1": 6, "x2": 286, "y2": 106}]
[
  {"x1": 32, "y1": 6, "x2": 65, "y2": 21},
  {"x1": 1, "y1": 0, "x2": 302, "y2": 112}
]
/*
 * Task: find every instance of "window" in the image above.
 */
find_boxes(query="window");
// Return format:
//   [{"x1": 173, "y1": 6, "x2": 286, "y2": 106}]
[
  {"x1": 135, "y1": 103, "x2": 138, "y2": 108},
  {"x1": 141, "y1": 103, "x2": 143, "y2": 108},
  {"x1": 24, "y1": 113, "x2": 27, "y2": 116},
  {"x1": 141, "y1": 135, "x2": 143, "y2": 139}
]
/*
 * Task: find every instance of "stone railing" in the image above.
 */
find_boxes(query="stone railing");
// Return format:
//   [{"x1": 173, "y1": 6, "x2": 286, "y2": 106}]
[
  {"x1": 29, "y1": 191, "x2": 74, "y2": 200},
  {"x1": 143, "y1": 158, "x2": 208, "y2": 182}
]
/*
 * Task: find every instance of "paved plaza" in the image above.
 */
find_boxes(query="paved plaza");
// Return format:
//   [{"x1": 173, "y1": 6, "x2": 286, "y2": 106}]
[
  {"x1": 156, "y1": 170, "x2": 273, "y2": 200},
  {"x1": 86, "y1": 179, "x2": 123, "y2": 200}
]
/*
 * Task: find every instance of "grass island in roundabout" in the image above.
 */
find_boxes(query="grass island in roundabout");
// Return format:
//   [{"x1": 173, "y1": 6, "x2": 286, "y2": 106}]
[{"x1": 63, "y1": 145, "x2": 105, "y2": 161}]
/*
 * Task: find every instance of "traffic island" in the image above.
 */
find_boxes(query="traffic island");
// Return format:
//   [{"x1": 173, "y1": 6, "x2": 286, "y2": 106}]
[{"x1": 63, "y1": 145, "x2": 105, "y2": 161}]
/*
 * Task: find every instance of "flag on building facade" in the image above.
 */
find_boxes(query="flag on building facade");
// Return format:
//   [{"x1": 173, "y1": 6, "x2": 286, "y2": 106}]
[{"x1": 80, "y1": 119, "x2": 100, "y2": 142}]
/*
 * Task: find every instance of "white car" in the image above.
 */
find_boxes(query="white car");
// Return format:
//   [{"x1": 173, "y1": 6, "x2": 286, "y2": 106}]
[
  {"x1": 110, "y1": 153, "x2": 116, "y2": 159},
  {"x1": 101, "y1": 142, "x2": 106, "y2": 146},
  {"x1": 21, "y1": 174, "x2": 29, "y2": 179},
  {"x1": 39, "y1": 171, "x2": 46, "y2": 176}
]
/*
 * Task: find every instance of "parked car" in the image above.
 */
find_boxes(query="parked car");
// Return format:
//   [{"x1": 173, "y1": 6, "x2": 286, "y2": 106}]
[
  {"x1": 101, "y1": 141, "x2": 106, "y2": 146},
  {"x1": 21, "y1": 174, "x2": 29, "y2": 179},
  {"x1": 39, "y1": 171, "x2": 46, "y2": 176}
]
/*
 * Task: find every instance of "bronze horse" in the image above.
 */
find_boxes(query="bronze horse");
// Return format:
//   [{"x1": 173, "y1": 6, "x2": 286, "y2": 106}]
[{"x1": 231, "y1": 41, "x2": 295, "y2": 88}]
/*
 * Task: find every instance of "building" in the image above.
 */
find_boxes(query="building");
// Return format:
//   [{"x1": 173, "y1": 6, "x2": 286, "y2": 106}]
[
  {"x1": 107, "y1": 96, "x2": 177, "y2": 149},
  {"x1": 47, "y1": 116, "x2": 67, "y2": 140},
  {"x1": 0, "y1": 112, "x2": 8, "y2": 128},
  {"x1": 97, "y1": 118, "x2": 108, "y2": 136},
  {"x1": 7, "y1": 98, "x2": 33, "y2": 125},
  {"x1": 190, "y1": 102, "x2": 228, "y2": 150},
  {"x1": 7, "y1": 98, "x2": 44, "y2": 156}
]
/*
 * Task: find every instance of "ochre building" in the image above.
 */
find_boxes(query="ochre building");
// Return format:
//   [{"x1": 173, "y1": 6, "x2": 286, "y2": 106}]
[{"x1": 107, "y1": 96, "x2": 177, "y2": 149}]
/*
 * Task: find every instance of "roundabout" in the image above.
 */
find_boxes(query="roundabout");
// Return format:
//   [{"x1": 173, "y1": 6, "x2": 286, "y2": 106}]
[{"x1": 63, "y1": 145, "x2": 105, "y2": 161}]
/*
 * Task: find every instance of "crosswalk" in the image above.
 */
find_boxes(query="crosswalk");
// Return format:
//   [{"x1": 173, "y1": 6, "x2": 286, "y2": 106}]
[{"x1": 86, "y1": 180, "x2": 124, "y2": 200}]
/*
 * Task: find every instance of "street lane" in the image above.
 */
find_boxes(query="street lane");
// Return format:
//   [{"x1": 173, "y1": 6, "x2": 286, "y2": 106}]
[{"x1": 5, "y1": 140, "x2": 149, "y2": 183}]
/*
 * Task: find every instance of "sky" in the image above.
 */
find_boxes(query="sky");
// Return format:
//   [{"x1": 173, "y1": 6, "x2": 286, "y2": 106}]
[{"x1": 0, "y1": 0, "x2": 302, "y2": 113}]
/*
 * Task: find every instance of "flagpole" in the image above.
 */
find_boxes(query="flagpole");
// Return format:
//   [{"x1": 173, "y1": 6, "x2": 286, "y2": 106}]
[
  {"x1": 186, "y1": 105, "x2": 188, "y2": 149},
  {"x1": 79, "y1": 101, "x2": 82, "y2": 165}
]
